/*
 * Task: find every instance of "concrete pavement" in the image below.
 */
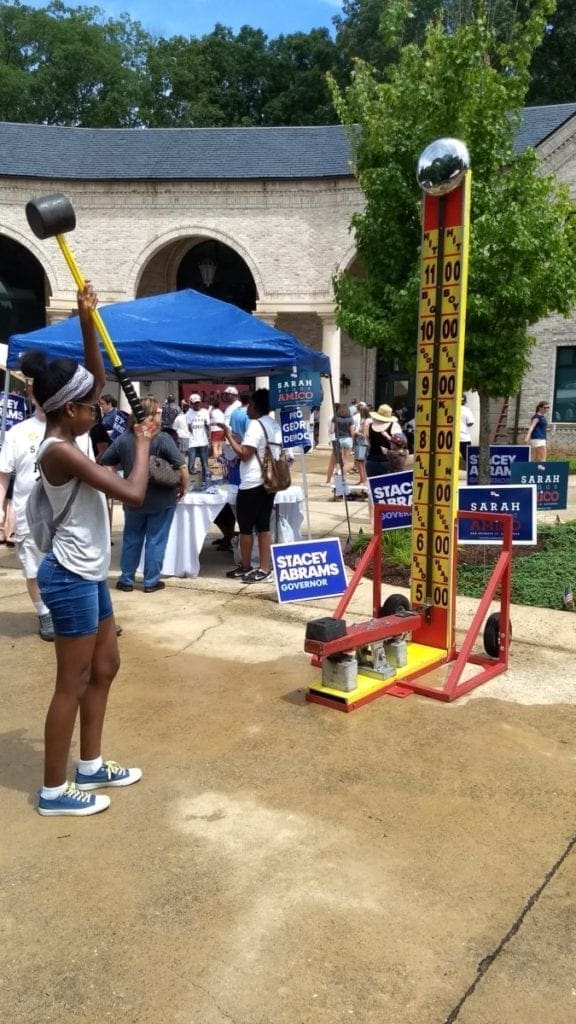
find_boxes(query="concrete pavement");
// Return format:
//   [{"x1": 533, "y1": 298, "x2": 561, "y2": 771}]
[{"x1": 0, "y1": 451, "x2": 575, "y2": 1024}]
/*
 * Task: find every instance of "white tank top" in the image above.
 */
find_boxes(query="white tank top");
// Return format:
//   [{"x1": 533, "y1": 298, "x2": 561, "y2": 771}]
[{"x1": 38, "y1": 437, "x2": 110, "y2": 581}]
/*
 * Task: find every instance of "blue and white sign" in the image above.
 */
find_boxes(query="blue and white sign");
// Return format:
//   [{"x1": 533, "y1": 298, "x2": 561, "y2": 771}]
[
  {"x1": 271, "y1": 538, "x2": 347, "y2": 604},
  {"x1": 510, "y1": 461, "x2": 569, "y2": 510},
  {"x1": 458, "y1": 485, "x2": 536, "y2": 545},
  {"x1": 0, "y1": 392, "x2": 27, "y2": 431},
  {"x1": 466, "y1": 445, "x2": 530, "y2": 485},
  {"x1": 368, "y1": 470, "x2": 413, "y2": 530},
  {"x1": 269, "y1": 371, "x2": 322, "y2": 411},
  {"x1": 279, "y1": 406, "x2": 312, "y2": 452}
]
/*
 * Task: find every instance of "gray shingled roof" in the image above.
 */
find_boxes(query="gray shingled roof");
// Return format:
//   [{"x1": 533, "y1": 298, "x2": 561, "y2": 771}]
[
  {"x1": 0, "y1": 106, "x2": 574, "y2": 181},
  {"x1": 515, "y1": 102, "x2": 576, "y2": 153},
  {"x1": 0, "y1": 123, "x2": 353, "y2": 180}
]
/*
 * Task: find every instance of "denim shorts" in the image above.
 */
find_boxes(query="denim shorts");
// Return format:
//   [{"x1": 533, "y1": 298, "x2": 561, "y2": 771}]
[{"x1": 37, "y1": 552, "x2": 113, "y2": 638}]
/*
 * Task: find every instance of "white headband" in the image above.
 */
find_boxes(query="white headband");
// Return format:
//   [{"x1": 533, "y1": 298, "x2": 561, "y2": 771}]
[{"x1": 43, "y1": 365, "x2": 95, "y2": 413}]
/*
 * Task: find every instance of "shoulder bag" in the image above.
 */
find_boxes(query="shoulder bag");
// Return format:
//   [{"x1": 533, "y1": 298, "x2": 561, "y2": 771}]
[{"x1": 255, "y1": 420, "x2": 292, "y2": 494}]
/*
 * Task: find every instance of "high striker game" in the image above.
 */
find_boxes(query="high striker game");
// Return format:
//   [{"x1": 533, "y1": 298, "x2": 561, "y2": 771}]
[
  {"x1": 410, "y1": 137, "x2": 470, "y2": 653},
  {"x1": 305, "y1": 139, "x2": 513, "y2": 709}
]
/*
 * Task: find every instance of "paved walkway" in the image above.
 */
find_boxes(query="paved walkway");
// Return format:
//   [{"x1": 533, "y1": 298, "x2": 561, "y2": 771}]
[{"x1": 0, "y1": 451, "x2": 575, "y2": 1024}]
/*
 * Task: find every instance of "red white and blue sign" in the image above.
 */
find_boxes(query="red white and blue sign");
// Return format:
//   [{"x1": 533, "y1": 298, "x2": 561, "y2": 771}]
[
  {"x1": 466, "y1": 445, "x2": 530, "y2": 485},
  {"x1": 510, "y1": 461, "x2": 569, "y2": 510},
  {"x1": 368, "y1": 470, "x2": 413, "y2": 530},
  {"x1": 457, "y1": 485, "x2": 537, "y2": 545},
  {"x1": 269, "y1": 371, "x2": 322, "y2": 410},
  {"x1": 271, "y1": 537, "x2": 347, "y2": 604},
  {"x1": 279, "y1": 407, "x2": 312, "y2": 452}
]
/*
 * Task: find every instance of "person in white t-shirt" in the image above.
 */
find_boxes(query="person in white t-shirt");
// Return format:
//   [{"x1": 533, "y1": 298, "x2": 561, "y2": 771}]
[
  {"x1": 0, "y1": 400, "x2": 56, "y2": 641},
  {"x1": 185, "y1": 394, "x2": 211, "y2": 483},
  {"x1": 459, "y1": 395, "x2": 475, "y2": 467},
  {"x1": 209, "y1": 400, "x2": 225, "y2": 460},
  {"x1": 222, "y1": 388, "x2": 282, "y2": 584},
  {"x1": 221, "y1": 385, "x2": 242, "y2": 465},
  {"x1": 172, "y1": 402, "x2": 190, "y2": 454}
]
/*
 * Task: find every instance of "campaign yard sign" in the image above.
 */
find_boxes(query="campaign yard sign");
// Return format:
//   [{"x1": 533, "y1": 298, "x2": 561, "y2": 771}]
[
  {"x1": 457, "y1": 485, "x2": 536, "y2": 545},
  {"x1": 269, "y1": 371, "x2": 322, "y2": 411},
  {"x1": 466, "y1": 445, "x2": 530, "y2": 485},
  {"x1": 0, "y1": 393, "x2": 27, "y2": 431},
  {"x1": 510, "y1": 461, "x2": 569, "y2": 511},
  {"x1": 279, "y1": 407, "x2": 312, "y2": 452},
  {"x1": 271, "y1": 538, "x2": 347, "y2": 604},
  {"x1": 368, "y1": 470, "x2": 413, "y2": 530}
]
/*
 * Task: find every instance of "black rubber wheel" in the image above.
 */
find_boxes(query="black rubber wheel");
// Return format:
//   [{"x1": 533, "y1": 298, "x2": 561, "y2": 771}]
[
  {"x1": 379, "y1": 593, "x2": 411, "y2": 618},
  {"x1": 483, "y1": 613, "x2": 512, "y2": 657}
]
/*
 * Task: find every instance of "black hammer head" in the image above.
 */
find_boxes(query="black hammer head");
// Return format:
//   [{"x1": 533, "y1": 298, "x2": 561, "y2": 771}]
[{"x1": 25, "y1": 194, "x2": 76, "y2": 240}]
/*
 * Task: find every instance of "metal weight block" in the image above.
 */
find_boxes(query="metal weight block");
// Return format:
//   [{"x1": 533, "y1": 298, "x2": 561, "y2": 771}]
[{"x1": 305, "y1": 617, "x2": 347, "y2": 643}]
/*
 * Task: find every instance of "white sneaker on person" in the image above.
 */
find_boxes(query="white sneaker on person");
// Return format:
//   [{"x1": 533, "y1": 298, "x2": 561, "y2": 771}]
[
  {"x1": 38, "y1": 612, "x2": 55, "y2": 642},
  {"x1": 37, "y1": 782, "x2": 110, "y2": 816},
  {"x1": 75, "y1": 760, "x2": 142, "y2": 790}
]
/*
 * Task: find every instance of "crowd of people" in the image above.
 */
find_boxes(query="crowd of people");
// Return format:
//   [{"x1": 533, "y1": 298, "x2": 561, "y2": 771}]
[
  {"x1": 0, "y1": 304, "x2": 556, "y2": 819},
  {"x1": 323, "y1": 398, "x2": 413, "y2": 489}
]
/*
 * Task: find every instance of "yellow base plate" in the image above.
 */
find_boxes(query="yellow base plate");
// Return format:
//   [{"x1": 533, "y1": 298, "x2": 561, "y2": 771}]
[{"x1": 308, "y1": 643, "x2": 448, "y2": 706}]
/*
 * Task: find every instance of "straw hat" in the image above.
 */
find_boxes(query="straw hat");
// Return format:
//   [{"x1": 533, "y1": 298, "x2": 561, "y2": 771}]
[{"x1": 371, "y1": 403, "x2": 394, "y2": 422}]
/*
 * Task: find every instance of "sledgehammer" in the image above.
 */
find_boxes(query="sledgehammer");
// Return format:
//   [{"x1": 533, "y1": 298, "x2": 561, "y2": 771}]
[{"x1": 25, "y1": 193, "x2": 145, "y2": 422}]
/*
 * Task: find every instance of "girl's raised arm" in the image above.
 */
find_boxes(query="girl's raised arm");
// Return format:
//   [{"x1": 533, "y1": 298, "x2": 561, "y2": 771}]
[{"x1": 77, "y1": 282, "x2": 106, "y2": 396}]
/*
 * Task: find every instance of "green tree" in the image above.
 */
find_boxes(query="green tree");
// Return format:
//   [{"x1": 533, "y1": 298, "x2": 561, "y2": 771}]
[
  {"x1": 527, "y1": 0, "x2": 576, "y2": 102},
  {"x1": 333, "y1": 0, "x2": 576, "y2": 99},
  {"x1": 140, "y1": 25, "x2": 272, "y2": 128},
  {"x1": 333, "y1": 0, "x2": 527, "y2": 80},
  {"x1": 0, "y1": 0, "x2": 150, "y2": 126},
  {"x1": 141, "y1": 24, "x2": 339, "y2": 128},
  {"x1": 262, "y1": 29, "x2": 339, "y2": 125},
  {"x1": 331, "y1": 0, "x2": 576, "y2": 462}
]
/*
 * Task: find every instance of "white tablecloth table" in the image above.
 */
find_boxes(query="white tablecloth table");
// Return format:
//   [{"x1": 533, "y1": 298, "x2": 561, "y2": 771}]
[{"x1": 150, "y1": 484, "x2": 304, "y2": 578}]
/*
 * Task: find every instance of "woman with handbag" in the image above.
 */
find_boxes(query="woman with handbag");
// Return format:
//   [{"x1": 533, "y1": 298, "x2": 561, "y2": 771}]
[
  {"x1": 365, "y1": 403, "x2": 402, "y2": 478},
  {"x1": 101, "y1": 397, "x2": 188, "y2": 593},
  {"x1": 221, "y1": 388, "x2": 282, "y2": 584}
]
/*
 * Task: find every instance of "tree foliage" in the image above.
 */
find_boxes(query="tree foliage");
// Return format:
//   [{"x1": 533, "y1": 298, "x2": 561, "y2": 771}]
[
  {"x1": 334, "y1": 1, "x2": 576, "y2": 100},
  {"x1": 527, "y1": 0, "x2": 576, "y2": 103},
  {"x1": 331, "y1": 0, "x2": 576, "y2": 404},
  {"x1": 0, "y1": 1, "x2": 339, "y2": 127},
  {"x1": 0, "y1": 0, "x2": 574, "y2": 127},
  {"x1": 0, "y1": 1, "x2": 148, "y2": 126}
]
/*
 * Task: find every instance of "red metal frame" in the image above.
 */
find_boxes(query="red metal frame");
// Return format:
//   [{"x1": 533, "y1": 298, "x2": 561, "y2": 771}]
[
  {"x1": 403, "y1": 509, "x2": 512, "y2": 701},
  {"x1": 306, "y1": 503, "x2": 513, "y2": 706}
]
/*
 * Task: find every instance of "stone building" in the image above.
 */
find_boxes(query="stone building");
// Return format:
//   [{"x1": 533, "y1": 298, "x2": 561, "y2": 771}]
[{"x1": 1, "y1": 106, "x2": 575, "y2": 448}]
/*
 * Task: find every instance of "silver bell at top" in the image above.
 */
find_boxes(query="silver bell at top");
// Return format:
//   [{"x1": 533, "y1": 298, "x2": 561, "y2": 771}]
[{"x1": 417, "y1": 138, "x2": 470, "y2": 196}]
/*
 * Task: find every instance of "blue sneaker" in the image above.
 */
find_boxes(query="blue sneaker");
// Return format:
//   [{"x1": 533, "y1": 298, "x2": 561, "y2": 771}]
[
  {"x1": 37, "y1": 782, "x2": 110, "y2": 817},
  {"x1": 75, "y1": 760, "x2": 142, "y2": 791}
]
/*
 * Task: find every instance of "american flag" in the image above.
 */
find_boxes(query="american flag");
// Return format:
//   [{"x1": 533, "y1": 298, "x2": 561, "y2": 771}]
[{"x1": 563, "y1": 585, "x2": 574, "y2": 609}]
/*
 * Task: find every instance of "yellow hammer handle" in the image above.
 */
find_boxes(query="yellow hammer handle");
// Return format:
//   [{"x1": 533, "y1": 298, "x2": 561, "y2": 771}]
[
  {"x1": 56, "y1": 234, "x2": 122, "y2": 368},
  {"x1": 55, "y1": 234, "x2": 145, "y2": 422}
]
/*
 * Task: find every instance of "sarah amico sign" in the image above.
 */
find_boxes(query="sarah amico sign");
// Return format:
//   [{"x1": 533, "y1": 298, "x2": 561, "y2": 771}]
[
  {"x1": 268, "y1": 371, "x2": 322, "y2": 410},
  {"x1": 510, "y1": 461, "x2": 568, "y2": 510}
]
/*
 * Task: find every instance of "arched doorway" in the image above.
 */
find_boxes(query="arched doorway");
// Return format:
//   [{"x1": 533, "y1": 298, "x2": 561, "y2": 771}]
[
  {"x1": 136, "y1": 236, "x2": 257, "y2": 313},
  {"x1": 177, "y1": 240, "x2": 257, "y2": 312},
  {"x1": 0, "y1": 236, "x2": 47, "y2": 342}
]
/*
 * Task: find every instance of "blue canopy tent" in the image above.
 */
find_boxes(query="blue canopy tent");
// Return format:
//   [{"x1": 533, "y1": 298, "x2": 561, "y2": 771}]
[{"x1": 7, "y1": 288, "x2": 331, "y2": 380}]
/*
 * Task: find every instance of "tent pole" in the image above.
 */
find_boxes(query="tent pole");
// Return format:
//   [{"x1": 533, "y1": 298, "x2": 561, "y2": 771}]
[
  {"x1": 327, "y1": 374, "x2": 352, "y2": 541},
  {"x1": 299, "y1": 449, "x2": 312, "y2": 540},
  {"x1": 0, "y1": 370, "x2": 11, "y2": 448}
]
